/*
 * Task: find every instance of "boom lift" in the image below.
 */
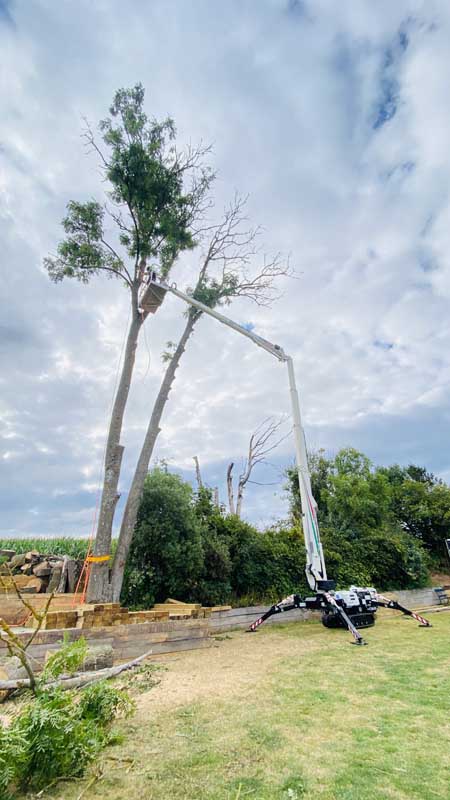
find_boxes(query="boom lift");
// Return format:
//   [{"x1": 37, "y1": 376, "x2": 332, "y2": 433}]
[{"x1": 141, "y1": 273, "x2": 432, "y2": 645}]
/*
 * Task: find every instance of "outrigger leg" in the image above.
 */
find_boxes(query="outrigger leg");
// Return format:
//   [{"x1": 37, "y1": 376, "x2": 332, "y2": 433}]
[
  {"x1": 247, "y1": 594, "x2": 303, "y2": 632},
  {"x1": 323, "y1": 593, "x2": 368, "y2": 645},
  {"x1": 375, "y1": 595, "x2": 432, "y2": 627},
  {"x1": 248, "y1": 592, "x2": 368, "y2": 645}
]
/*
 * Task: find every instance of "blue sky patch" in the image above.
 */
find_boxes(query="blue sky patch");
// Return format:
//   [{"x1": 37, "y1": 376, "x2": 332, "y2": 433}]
[
  {"x1": 0, "y1": 0, "x2": 14, "y2": 26},
  {"x1": 374, "y1": 340, "x2": 394, "y2": 351}
]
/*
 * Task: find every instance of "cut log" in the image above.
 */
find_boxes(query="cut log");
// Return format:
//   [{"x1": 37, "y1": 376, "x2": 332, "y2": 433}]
[
  {"x1": 9, "y1": 554, "x2": 26, "y2": 569},
  {"x1": 25, "y1": 550, "x2": 40, "y2": 562},
  {"x1": 0, "y1": 550, "x2": 16, "y2": 559},
  {"x1": 47, "y1": 565, "x2": 62, "y2": 593},
  {"x1": 33, "y1": 561, "x2": 52, "y2": 577},
  {"x1": 0, "y1": 648, "x2": 153, "y2": 691},
  {"x1": 24, "y1": 577, "x2": 45, "y2": 593},
  {"x1": 67, "y1": 559, "x2": 77, "y2": 593},
  {"x1": 57, "y1": 556, "x2": 68, "y2": 593}
]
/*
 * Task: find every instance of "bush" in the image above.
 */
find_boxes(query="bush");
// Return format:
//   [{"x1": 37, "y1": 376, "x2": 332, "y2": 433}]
[
  {"x1": 122, "y1": 468, "x2": 205, "y2": 608},
  {"x1": 0, "y1": 638, "x2": 134, "y2": 797},
  {"x1": 121, "y1": 475, "x2": 307, "y2": 608}
]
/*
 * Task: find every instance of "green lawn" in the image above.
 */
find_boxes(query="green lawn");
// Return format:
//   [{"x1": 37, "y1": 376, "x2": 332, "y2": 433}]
[{"x1": 39, "y1": 612, "x2": 450, "y2": 800}]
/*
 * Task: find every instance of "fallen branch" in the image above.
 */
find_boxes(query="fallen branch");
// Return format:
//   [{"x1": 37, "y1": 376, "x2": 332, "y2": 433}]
[{"x1": 0, "y1": 648, "x2": 153, "y2": 691}]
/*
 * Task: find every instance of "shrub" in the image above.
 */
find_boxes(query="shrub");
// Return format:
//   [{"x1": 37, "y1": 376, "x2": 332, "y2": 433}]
[
  {"x1": 122, "y1": 468, "x2": 205, "y2": 608},
  {"x1": 0, "y1": 638, "x2": 134, "y2": 796}
]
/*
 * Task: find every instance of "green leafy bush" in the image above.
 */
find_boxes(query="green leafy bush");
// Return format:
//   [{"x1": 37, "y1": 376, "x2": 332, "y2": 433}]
[
  {"x1": 78, "y1": 681, "x2": 134, "y2": 725},
  {"x1": 0, "y1": 638, "x2": 134, "y2": 796},
  {"x1": 121, "y1": 474, "x2": 307, "y2": 608},
  {"x1": 286, "y1": 448, "x2": 434, "y2": 589},
  {"x1": 0, "y1": 684, "x2": 133, "y2": 795},
  {"x1": 40, "y1": 633, "x2": 88, "y2": 682}
]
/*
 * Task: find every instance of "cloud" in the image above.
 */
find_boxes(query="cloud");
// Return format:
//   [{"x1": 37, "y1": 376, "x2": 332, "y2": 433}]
[{"x1": 1, "y1": 0, "x2": 450, "y2": 536}]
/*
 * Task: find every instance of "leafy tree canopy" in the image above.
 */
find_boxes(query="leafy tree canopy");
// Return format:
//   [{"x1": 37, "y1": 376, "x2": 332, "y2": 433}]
[
  {"x1": 286, "y1": 446, "x2": 450, "y2": 581},
  {"x1": 44, "y1": 84, "x2": 213, "y2": 288}
]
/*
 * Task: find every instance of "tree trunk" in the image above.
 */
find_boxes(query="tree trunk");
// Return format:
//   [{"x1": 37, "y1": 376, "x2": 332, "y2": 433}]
[
  {"x1": 87, "y1": 306, "x2": 143, "y2": 603},
  {"x1": 227, "y1": 463, "x2": 235, "y2": 515},
  {"x1": 193, "y1": 456, "x2": 203, "y2": 489},
  {"x1": 110, "y1": 314, "x2": 198, "y2": 601},
  {"x1": 236, "y1": 480, "x2": 244, "y2": 518}
]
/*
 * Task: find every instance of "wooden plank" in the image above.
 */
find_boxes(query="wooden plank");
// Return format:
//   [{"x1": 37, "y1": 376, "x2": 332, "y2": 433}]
[
  {"x1": 154, "y1": 603, "x2": 201, "y2": 611},
  {"x1": 114, "y1": 637, "x2": 212, "y2": 661}
]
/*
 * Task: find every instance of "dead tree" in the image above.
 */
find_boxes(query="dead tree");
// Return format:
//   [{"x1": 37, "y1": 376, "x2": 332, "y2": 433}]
[
  {"x1": 110, "y1": 195, "x2": 291, "y2": 600},
  {"x1": 193, "y1": 456, "x2": 204, "y2": 490},
  {"x1": 227, "y1": 417, "x2": 287, "y2": 518}
]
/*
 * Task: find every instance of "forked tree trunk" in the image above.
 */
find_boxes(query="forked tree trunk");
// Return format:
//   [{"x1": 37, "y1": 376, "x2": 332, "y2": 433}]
[
  {"x1": 110, "y1": 314, "x2": 198, "y2": 601},
  {"x1": 87, "y1": 304, "x2": 143, "y2": 603}
]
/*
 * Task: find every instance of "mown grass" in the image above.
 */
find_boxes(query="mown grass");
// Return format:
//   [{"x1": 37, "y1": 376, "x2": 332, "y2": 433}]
[{"x1": 36, "y1": 612, "x2": 450, "y2": 800}]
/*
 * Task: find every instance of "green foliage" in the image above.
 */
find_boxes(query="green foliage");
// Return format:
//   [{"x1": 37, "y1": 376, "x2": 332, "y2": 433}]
[
  {"x1": 122, "y1": 468, "x2": 205, "y2": 608},
  {"x1": 78, "y1": 681, "x2": 134, "y2": 726},
  {"x1": 0, "y1": 538, "x2": 90, "y2": 559},
  {"x1": 44, "y1": 200, "x2": 124, "y2": 283},
  {"x1": 40, "y1": 633, "x2": 88, "y2": 682},
  {"x1": 121, "y1": 473, "x2": 307, "y2": 608},
  {"x1": 0, "y1": 723, "x2": 28, "y2": 800},
  {"x1": 0, "y1": 681, "x2": 133, "y2": 795},
  {"x1": 44, "y1": 83, "x2": 213, "y2": 285},
  {"x1": 286, "y1": 447, "x2": 441, "y2": 590}
]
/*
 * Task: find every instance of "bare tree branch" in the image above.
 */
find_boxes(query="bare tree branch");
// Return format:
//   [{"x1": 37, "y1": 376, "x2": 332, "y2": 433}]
[{"x1": 225, "y1": 416, "x2": 288, "y2": 518}]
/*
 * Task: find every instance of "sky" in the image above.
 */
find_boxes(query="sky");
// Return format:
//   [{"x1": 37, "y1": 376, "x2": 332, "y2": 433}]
[{"x1": 1, "y1": 0, "x2": 450, "y2": 538}]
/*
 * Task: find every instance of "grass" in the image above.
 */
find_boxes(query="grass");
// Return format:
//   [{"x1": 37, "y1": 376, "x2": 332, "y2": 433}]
[{"x1": 30, "y1": 611, "x2": 450, "y2": 800}]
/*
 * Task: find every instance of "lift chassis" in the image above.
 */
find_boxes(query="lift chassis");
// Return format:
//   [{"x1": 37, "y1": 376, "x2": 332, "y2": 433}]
[{"x1": 141, "y1": 273, "x2": 432, "y2": 644}]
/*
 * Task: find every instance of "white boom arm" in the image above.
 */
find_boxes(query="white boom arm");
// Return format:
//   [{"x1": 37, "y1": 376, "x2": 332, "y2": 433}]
[{"x1": 143, "y1": 276, "x2": 328, "y2": 591}]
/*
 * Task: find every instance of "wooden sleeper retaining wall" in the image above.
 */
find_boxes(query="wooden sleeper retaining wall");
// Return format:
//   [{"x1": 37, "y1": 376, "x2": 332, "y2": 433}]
[{"x1": 0, "y1": 618, "x2": 211, "y2": 668}]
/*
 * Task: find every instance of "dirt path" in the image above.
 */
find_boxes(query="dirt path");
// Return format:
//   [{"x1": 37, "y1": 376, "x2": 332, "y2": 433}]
[{"x1": 138, "y1": 626, "x2": 322, "y2": 715}]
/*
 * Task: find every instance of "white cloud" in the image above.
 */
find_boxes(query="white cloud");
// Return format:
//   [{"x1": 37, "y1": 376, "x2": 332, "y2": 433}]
[{"x1": 1, "y1": 0, "x2": 450, "y2": 534}]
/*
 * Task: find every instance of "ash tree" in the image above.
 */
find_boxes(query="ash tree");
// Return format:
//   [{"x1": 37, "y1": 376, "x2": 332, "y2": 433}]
[
  {"x1": 111, "y1": 194, "x2": 290, "y2": 600},
  {"x1": 45, "y1": 84, "x2": 213, "y2": 602}
]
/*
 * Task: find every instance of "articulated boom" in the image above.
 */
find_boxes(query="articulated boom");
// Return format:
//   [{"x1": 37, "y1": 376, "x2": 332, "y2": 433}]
[{"x1": 143, "y1": 272, "x2": 432, "y2": 644}]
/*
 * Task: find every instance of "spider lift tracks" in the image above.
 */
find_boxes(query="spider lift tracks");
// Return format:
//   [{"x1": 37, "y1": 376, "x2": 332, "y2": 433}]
[{"x1": 141, "y1": 273, "x2": 432, "y2": 644}]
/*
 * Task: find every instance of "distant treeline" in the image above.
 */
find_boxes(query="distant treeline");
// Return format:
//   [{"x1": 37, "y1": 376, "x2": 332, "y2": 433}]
[{"x1": 3, "y1": 448, "x2": 449, "y2": 606}]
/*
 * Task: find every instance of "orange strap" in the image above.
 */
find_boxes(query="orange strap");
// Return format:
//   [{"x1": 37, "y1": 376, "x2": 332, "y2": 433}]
[{"x1": 86, "y1": 555, "x2": 110, "y2": 563}]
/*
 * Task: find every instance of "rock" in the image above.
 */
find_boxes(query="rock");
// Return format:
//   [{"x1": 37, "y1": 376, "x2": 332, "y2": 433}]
[
  {"x1": 24, "y1": 577, "x2": 45, "y2": 593},
  {"x1": 33, "y1": 561, "x2": 52, "y2": 577},
  {"x1": 9, "y1": 553, "x2": 26, "y2": 569},
  {"x1": 20, "y1": 564, "x2": 33, "y2": 575}
]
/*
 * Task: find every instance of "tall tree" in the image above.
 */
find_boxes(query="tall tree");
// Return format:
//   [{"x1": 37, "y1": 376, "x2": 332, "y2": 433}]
[
  {"x1": 111, "y1": 195, "x2": 290, "y2": 600},
  {"x1": 45, "y1": 85, "x2": 212, "y2": 601}
]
